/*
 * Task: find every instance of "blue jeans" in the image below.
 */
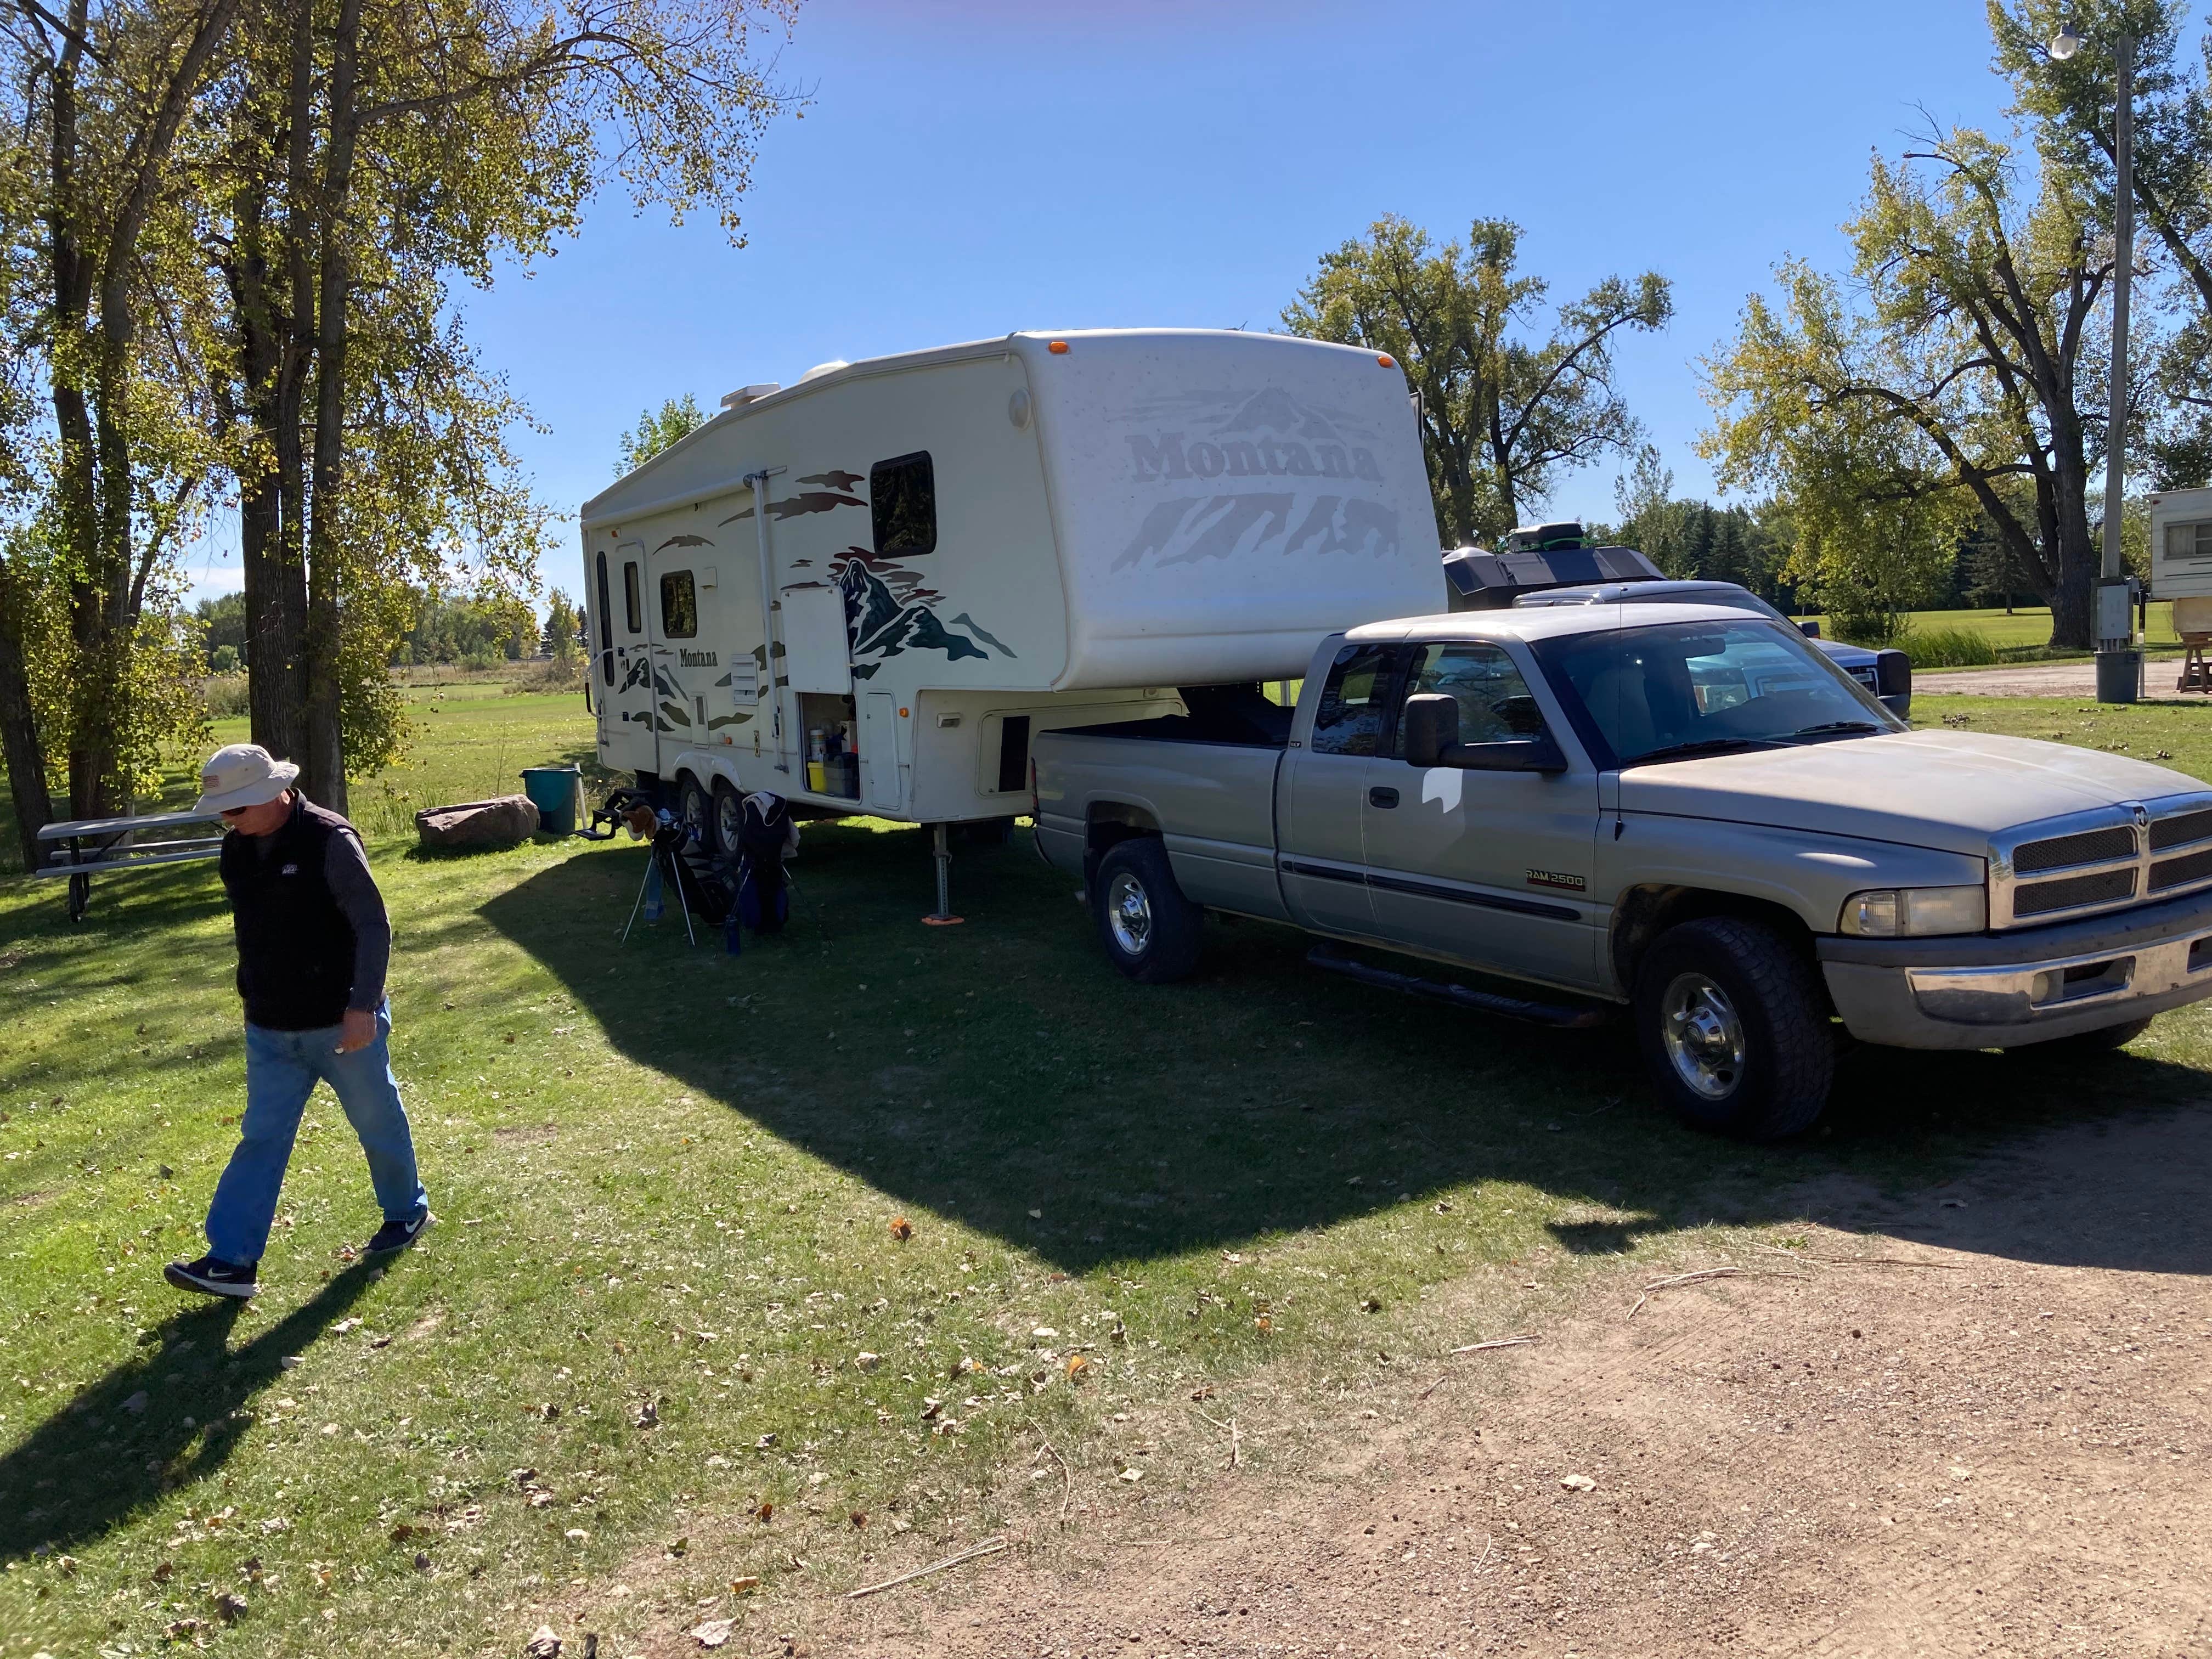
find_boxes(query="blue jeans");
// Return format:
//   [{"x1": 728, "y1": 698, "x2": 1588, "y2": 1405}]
[{"x1": 205, "y1": 1003, "x2": 427, "y2": 1266}]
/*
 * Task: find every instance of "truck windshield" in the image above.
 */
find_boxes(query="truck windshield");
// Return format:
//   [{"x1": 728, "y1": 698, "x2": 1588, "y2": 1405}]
[{"x1": 1532, "y1": 618, "x2": 1902, "y2": 769}]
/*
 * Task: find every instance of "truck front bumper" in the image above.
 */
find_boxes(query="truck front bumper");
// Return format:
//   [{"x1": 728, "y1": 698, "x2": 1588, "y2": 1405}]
[{"x1": 1817, "y1": 887, "x2": 2212, "y2": 1049}]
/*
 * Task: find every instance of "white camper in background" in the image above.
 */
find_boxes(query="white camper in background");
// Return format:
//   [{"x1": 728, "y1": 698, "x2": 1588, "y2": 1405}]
[
  {"x1": 2152, "y1": 486, "x2": 2212, "y2": 636},
  {"x1": 579, "y1": 328, "x2": 1442, "y2": 875}
]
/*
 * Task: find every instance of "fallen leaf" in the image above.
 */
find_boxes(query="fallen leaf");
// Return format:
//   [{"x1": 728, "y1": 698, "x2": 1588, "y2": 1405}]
[
  {"x1": 511, "y1": 1468, "x2": 539, "y2": 1488},
  {"x1": 1065, "y1": 1354, "x2": 1090, "y2": 1379},
  {"x1": 849, "y1": 1509, "x2": 868, "y2": 1528},
  {"x1": 754, "y1": 1432, "x2": 776, "y2": 1449},
  {"x1": 390, "y1": 1523, "x2": 415, "y2": 1542},
  {"x1": 633, "y1": 1397, "x2": 660, "y2": 1430},
  {"x1": 854, "y1": 1352, "x2": 882, "y2": 1372},
  {"x1": 951, "y1": 1356, "x2": 984, "y2": 1378},
  {"x1": 212, "y1": 1589, "x2": 248, "y2": 1621},
  {"x1": 1360, "y1": 1297, "x2": 1382, "y2": 1313},
  {"x1": 692, "y1": 1618, "x2": 735, "y2": 1649},
  {"x1": 1031, "y1": 1326, "x2": 1059, "y2": 1340},
  {"x1": 919, "y1": 1397, "x2": 943, "y2": 1420},
  {"x1": 1559, "y1": 1474, "x2": 1597, "y2": 1492},
  {"x1": 331, "y1": 1317, "x2": 362, "y2": 1334},
  {"x1": 730, "y1": 1576, "x2": 760, "y2": 1594},
  {"x1": 279, "y1": 1355, "x2": 302, "y2": 1370},
  {"x1": 413, "y1": 1551, "x2": 432, "y2": 1571},
  {"x1": 152, "y1": 1561, "x2": 173, "y2": 1582},
  {"x1": 667, "y1": 1536, "x2": 689, "y2": 1556},
  {"x1": 753, "y1": 1502, "x2": 774, "y2": 1523},
  {"x1": 1118, "y1": 1468, "x2": 1143, "y2": 1482},
  {"x1": 1254, "y1": 1314, "x2": 1273, "y2": 1334},
  {"x1": 528, "y1": 1491, "x2": 555, "y2": 1509},
  {"x1": 888, "y1": 1217, "x2": 913, "y2": 1242},
  {"x1": 564, "y1": 1528, "x2": 589, "y2": 1544},
  {"x1": 524, "y1": 1626, "x2": 563, "y2": 1658},
  {"x1": 1026, "y1": 1207, "x2": 1043, "y2": 1219},
  {"x1": 122, "y1": 1390, "x2": 149, "y2": 1414}
]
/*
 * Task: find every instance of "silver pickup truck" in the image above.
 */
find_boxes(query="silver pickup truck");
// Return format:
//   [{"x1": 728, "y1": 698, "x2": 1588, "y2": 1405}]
[{"x1": 1031, "y1": 602, "x2": 2212, "y2": 1138}]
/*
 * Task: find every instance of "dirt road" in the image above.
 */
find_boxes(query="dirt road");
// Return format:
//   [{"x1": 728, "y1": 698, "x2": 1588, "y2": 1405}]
[
  {"x1": 818, "y1": 1102, "x2": 2212, "y2": 1658},
  {"x1": 1920, "y1": 660, "x2": 2185, "y2": 697}
]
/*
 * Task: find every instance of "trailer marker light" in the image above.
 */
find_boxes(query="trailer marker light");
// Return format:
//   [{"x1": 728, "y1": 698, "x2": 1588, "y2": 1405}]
[
  {"x1": 1048, "y1": 340, "x2": 1070, "y2": 354},
  {"x1": 1376, "y1": 354, "x2": 1395, "y2": 368},
  {"x1": 899, "y1": 707, "x2": 910, "y2": 718}
]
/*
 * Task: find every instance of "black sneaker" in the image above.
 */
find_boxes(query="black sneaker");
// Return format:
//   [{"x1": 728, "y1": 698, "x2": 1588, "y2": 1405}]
[
  {"x1": 364, "y1": 1209, "x2": 432, "y2": 1255},
  {"x1": 164, "y1": 1254, "x2": 258, "y2": 1299}
]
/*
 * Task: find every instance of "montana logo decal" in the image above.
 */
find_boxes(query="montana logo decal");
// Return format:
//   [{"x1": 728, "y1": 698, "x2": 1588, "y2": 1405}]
[{"x1": 1525, "y1": 868, "x2": 1585, "y2": 892}]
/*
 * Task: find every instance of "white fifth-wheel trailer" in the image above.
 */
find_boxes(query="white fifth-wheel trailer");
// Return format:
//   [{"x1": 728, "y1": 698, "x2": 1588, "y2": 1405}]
[{"x1": 579, "y1": 327, "x2": 1443, "y2": 884}]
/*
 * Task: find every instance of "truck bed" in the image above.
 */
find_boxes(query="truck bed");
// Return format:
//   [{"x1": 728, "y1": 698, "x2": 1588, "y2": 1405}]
[{"x1": 1031, "y1": 687, "x2": 1291, "y2": 922}]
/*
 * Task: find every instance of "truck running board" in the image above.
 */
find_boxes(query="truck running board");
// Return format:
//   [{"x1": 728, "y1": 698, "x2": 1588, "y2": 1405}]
[{"x1": 1305, "y1": 946, "x2": 1613, "y2": 1029}]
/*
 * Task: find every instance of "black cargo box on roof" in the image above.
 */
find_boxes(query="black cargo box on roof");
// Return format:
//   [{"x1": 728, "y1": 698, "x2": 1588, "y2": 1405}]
[{"x1": 1441, "y1": 544, "x2": 1667, "y2": 611}]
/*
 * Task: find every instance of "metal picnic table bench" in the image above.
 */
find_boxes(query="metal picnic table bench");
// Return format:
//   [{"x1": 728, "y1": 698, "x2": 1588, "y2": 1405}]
[{"x1": 33, "y1": 809, "x2": 225, "y2": 922}]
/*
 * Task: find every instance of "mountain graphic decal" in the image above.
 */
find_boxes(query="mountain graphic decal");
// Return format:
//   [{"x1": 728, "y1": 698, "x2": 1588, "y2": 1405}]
[{"x1": 832, "y1": 549, "x2": 1015, "y2": 679}]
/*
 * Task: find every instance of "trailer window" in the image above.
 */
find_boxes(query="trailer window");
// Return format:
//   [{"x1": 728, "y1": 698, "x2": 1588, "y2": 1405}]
[
  {"x1": 660, "y1": 570, "x2": 698, "y2": 639},
  {"x1": 871, "y1": 452, "x2": 936, "y2": 557},
  {"x1": 623, "y1": 561, "x2": 642, "y2": 634},
  {"x1": 595, "y1": 552, "x2": 614, "y2": 685}
]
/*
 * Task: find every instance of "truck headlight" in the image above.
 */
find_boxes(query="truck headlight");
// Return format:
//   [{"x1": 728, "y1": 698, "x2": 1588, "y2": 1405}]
[{"x1": 1839, "y1": 885, "x2": 1988, "y2": 937}]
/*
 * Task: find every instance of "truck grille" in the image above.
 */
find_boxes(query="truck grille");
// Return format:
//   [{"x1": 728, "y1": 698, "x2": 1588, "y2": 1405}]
[
  {"x1": 1991, "y1": 793, "x2": 2212, "y2": 927},
  {"x1": 2016, "y1": 825, "x2": 2137, "y2": 873}
]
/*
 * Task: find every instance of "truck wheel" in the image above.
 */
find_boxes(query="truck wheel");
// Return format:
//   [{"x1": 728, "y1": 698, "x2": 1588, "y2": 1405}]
[
  {"x1": 711, "y1": 781, "x2": 745, "y2": 862},
  {"x1": 1633, "y1": 916, "x2": 1833, "y2": 1140},
  {"x1": 1092, "y1": 838, "x2": 1203, "y2": 984}
]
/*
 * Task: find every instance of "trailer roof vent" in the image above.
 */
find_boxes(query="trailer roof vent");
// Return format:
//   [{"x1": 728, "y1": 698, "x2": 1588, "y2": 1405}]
[
  {"x1": 719, "y1": 382, "x2": 782, "y2": 412},
  {"x1": 799, "y1": 359, "x2": 850, "y2": 383}
]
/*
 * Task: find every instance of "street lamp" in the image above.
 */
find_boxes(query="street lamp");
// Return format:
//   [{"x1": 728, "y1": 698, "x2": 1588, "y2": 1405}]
[{"x1": 2054, "y1": 22, "x2": 2140, "y2": 702}]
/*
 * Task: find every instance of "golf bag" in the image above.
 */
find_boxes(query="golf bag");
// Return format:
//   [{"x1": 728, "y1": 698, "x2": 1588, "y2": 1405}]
[
  {"x1": 652, "y1": 815, "x2": 732, "y2": 926},
  {"x1": 735, "y1": 792, "x2": 795, "y2": 933}
]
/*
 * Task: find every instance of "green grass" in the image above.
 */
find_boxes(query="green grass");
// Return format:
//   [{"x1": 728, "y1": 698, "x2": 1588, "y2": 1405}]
[
  {"x1": 1799, "y1": 603, "x2": 2184, "y2": 656},
  {"x1": 1908, "y1": 691, "x2": 2212, "y2": 775},
  {"x1": 7, "y1": 692, "x2": 2212, "y2": 1654}
]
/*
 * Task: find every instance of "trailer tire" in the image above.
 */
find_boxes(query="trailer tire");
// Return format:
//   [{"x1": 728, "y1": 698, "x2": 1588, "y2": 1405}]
[
  {"x1": 676, "y1": 775, "x2": 712, "y2": 848},
  {"x1": 710, "y1": 780, "x2": 745, "y2": 863},
  {"x1": 1092, "y1": 838, "x2": 1203, "y2": 984},
  {"x1": 1633, "y1": 916, "x2": 1833, "y2": 1141}
]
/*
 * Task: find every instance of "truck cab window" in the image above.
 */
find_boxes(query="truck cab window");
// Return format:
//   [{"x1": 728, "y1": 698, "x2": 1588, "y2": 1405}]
[
  {"x1": 871, "y1": 452, "x2": 936, "y2": 557},
  {"x1": 595, "y1": 551, "x2": 614, "y2": 684},
  {"x1": 1396, "y1": 642, "x2": 1546, "y2": 754},
  {"x1": 623, "y1": 561, "x2": 642, "y2": 634},
  {"x1": 660, "y1": 570, "x2": 698, "y2": 639},
  {"x1": 1311, "y1": 644, "x2": 1401, "y2": 756}
]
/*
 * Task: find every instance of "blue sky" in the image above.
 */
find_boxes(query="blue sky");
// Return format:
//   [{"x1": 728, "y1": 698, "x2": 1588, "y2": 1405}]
[{"x1": 184, "y1": 0, "x2": 2022, "y2": 606}]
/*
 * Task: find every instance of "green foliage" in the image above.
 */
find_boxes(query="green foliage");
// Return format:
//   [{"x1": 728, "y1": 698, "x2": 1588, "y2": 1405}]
[
  {"x1": 543, "y1": 588, "x2": 581, "y2": 661},
  {"x1": 1283, "y1": 215, "x2": 1670, "y2": 546},
  {"x1": 1611, "y1": 447, "x2": 1796, "y2": 607},
  {"x1": 207, "y1": 642, "x2": 239, "y2": 674},
  {"x1": 194, "y1": 591, "x2": 247, "y2": 660},
  {"x1": 1894, "y1": 623, "x2": 2001, "y2": 666},
  {"x1": 1702, "y1": 122, "x2": 2115, "y2": 648},
  {"x1": 618, "y1": 393, "x2": 708, "y2": 477},
  {"x1": 202, "y1": 670, "x2": 251, "y2": 716}
]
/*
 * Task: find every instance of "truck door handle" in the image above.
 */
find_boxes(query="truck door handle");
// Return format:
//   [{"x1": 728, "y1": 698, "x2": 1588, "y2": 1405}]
[{"x1": 1369, "y1": 786, "x2": 1400, "y2": 809}]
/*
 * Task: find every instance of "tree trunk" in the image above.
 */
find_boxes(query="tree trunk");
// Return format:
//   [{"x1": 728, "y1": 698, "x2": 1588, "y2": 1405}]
[
  {"x1": 299, "y1": 0, "x2": 365, "y2": 814},
  {"x1": 0, "y1": 565, "x2": 54, "y2": 871}
]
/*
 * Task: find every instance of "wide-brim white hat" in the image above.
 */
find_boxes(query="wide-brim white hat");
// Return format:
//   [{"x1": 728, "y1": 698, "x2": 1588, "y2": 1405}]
[{"x1": 195, "y1": 743, "x2": 300, "y2": 813}]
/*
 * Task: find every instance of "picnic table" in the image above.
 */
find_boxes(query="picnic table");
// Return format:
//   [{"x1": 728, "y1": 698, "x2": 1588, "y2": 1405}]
[{"x1": 33, "y1": 809, "x2": 225, "y2": 922}]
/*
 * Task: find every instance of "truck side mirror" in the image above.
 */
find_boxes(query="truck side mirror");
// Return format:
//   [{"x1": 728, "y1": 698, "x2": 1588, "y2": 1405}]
[
  {"x1": 1400, "y1": 694, "x2": 1459, "y2": 768},
  {"x1": 1799, "y1": 620, "x2": 1822, "y2": 639}
]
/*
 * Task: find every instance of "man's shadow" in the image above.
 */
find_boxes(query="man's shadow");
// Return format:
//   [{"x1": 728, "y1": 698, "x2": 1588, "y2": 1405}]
[{"x1": 0, "y1": 1265, "x2": 380, "y2": 1559}]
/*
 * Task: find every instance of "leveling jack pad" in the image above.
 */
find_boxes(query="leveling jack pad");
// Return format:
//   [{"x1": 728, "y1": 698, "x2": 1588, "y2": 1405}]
[{"x1": 922, "y1": 913, "x2": 966, "y2": 927}]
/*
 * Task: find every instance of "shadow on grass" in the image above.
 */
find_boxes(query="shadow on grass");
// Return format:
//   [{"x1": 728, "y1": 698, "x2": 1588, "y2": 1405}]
[
  {"x1": 477, "y1": 823, "x2": 2212, "y2": 1281},
  {"x1": 0, "y1": 1265, "x2": 379, "y2": 1558}
]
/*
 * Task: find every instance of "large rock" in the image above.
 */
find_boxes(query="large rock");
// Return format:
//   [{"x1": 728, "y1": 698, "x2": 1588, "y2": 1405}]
[{"x1": 415, "y1": 794, "x2": 539, "y2": 850}]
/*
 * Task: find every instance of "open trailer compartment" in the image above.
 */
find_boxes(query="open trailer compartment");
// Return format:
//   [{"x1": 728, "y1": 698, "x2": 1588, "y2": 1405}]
[{"x1": 578, "y1": 328, "x2": 1446, "y2": 843}]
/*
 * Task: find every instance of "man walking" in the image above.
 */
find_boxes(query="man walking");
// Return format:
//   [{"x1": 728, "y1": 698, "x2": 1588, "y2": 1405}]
[{"x1": 165, "y1": 744, "x2": 430, "y2": 1299}]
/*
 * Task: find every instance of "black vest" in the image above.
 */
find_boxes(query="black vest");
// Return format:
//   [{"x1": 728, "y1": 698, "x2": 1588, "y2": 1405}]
[{"x1": 219, "y1": 796, "x2": 360, "y2": 1030}]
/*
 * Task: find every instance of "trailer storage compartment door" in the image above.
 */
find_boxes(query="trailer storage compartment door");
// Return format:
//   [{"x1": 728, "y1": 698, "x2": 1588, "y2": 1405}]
[
  {"x1": 861, "y1": 692, "x2": 904, "y2": 811},
  {"x1": 781, "y1": 583, "x2": 853, "y2": 693}
]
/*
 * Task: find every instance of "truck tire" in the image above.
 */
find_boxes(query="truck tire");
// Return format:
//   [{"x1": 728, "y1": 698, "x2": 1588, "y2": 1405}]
[
  {"x1": 1633, "y1": 916, "x2": 1834, "y2": 1140},
  {"x1": 1092, "y1": 838, "x2": 1203, "y2": 984}
]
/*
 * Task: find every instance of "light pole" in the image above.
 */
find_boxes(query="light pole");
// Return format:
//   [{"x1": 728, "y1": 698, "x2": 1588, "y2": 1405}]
[{"x1": 2052, "y1": 22, "x2": 2141, "y2": 703}]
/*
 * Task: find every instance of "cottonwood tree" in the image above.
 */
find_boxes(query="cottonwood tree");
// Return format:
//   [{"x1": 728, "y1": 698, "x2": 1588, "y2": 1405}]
[
  {"x1": 1, "y1": 0, "x2": 240, "y2": 829},
  {"x1": 1703, "y1": 128, "x2": 2128, "y2": 648},
  {"x1": 1283, "y1": 214, "x2": 1671, "y2": 547},
  {"x1": 617, "y1": 392, "x2": 705, "y2": 475},
  {"x1": 200, "y1": 0, "x2": 798, "y2": 810}
]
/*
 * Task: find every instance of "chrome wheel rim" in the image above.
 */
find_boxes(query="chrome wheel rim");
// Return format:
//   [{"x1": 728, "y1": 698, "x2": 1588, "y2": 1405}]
[
  {"x1": 1106, "y1": 871, "x2": 1152, "y2": 956},
  {"x1": 1661, "y1": 972, "x2": 1745, "y2": 1101},
  {"x1": 715, "y1": 791, "x2": 742, "y2": 855},
  {"x1": 682, "y1": 786, "x2": 709, "y2": 837}
]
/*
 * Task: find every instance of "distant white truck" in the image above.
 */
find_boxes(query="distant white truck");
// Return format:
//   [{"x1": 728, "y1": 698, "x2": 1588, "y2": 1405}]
[{"x1": 579, "y1": 329, "x2": 1441, "y2": 879}]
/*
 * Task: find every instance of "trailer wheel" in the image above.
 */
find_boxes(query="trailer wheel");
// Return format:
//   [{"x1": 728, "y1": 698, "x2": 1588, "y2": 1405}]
[
  {"x1": 1092, "y1": 838, "x2": 1203, "y2": 984},
  {"x1": 1633, "y1": 916, "x2": 1833, "y2": 1140},
  {"x1": 676, "y1": 776, "x2": 712, "y2": 848},
  {"x1": 711, "y1": 781, "x2": 745, "y2": 862}
]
